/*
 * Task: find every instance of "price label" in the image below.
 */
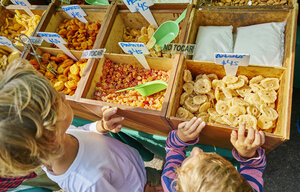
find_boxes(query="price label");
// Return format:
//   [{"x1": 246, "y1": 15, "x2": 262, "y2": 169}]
[
  {"x1": 81, "y1": 49, "x2": 106, "y2": 59},
  {"x1": 37, "y1": 32, "x2": 78, "y2": 61},
  {"x1": 214, "y1": 53, "x2": 250, "y2": 76},
  {"x1": 119, "y1": 42, "x2": 150, "y2": 69},
  {"x1": 21, "y1": 36, "x2": 43, "y2": 46},
  {"x1": 123, "y1": 0, "x2": 158, "y2": 28},
  {"x1": 162, "y1": 43, "x2": 196, "y2": 55},
  {"x1": 0, "y1": 36, "x2": 20, "y2": 52},
  {"x1": 10, "y1": 0, "x2": 34, "y2": 16},
  {"x1": 62, "y1": 5, "x2": 88, "y2": 24}
]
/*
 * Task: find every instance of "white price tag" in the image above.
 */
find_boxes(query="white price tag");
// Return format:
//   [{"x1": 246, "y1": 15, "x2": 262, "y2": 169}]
[
  {"x1": 81, "y1": 49, "x2": 106, "y2": 59},
  {"x1": 119, "y1": 42, "x2": 150, "y2": 69},
  {"x1": 21, "y1": 36, "x2": 43, "y2": 46},
  {"x1": 123, "y1": 0, "x2": 158, "y2": 28},
  {"x1": 62, "y1": 5, "x2": 88, "y2": 24},
  {"x1": 10, "y1": 0, "x2": 34, "y2": 16},
  {"x1": 37, "y1": 32, "x2": 78, "y2": 61},
  {"x1": 214, "y1": 53, "x2": 250, "y2": 76},
  {"x1": 0, "y1": 36, "x2": 20, "y2": 52}
]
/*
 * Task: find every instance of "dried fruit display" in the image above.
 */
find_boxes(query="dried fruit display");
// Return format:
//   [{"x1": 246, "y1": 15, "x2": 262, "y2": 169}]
[
  {"x1": 176, "y1": 69, "x2": 280, "y2": 133},
  {"x1": 94, "y1": 59, "x2": 170, "y2": 110},
  {"x1": 210, "y1": 0, "x2": 288, "y2": 6},
  {"x1": 0, "y1": 49, "x2": 20, "y2": 72},
  {"x1": 0, "y1": 10, "x2": 41, "y2": 40},
  {"x1": 56, "y1": 19, "x2": 100, "y2": 51},
  {"x1": 123, "y1": 25, "x2": 180, "y2": 58},
  {"x1": 29, "y1": 53, "x2": 87, "y2": 96}
]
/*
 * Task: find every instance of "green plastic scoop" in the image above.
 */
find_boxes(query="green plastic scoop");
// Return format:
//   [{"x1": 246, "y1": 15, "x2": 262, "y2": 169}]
[
  {"x1": 150, "y1": 9, "x2": 187, "y2": 51},
  {"x1": 85, "y1": 0, "x2": 109, "y2": 5},
  {"x1": 116, "y1": 80, "x2": 168, "y2": 97}
]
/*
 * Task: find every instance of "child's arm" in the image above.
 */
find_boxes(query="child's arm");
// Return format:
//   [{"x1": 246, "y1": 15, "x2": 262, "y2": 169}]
[
  {"x1": 230, "y1": 123, "x2": 266, "y2": 192},
  {"x1": 161, "y1": 117, "x2": 205, "y2": 192}
]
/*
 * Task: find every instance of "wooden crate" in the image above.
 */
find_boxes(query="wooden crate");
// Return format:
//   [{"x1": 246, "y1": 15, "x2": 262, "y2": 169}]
[
  {"x1": 37, "y1": 4, "x2": 113, "y2": 50},
  {"x1": 76, "y1": 53, "x2": 181, "y2": 136},
  {"x1": 103, "y1": 3, "x2": 193, "y2": 54},
  {"x1": 195, "y1": 0, "x2": 296, "y2": 8},
  {"x1": 167, "y1": 5, "x2": 298, "y2": 152}
]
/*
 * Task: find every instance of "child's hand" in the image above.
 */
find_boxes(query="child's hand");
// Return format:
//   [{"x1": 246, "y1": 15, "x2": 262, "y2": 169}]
[
  {"x1": 96, "y1": 106, "x2": 124, "y2": 133},
  {"x1": 230, "y1": 123, "x2": 265, "y2": 158},
  {"x1": 177, "y1": 117, "x2": 206, "y2": 143}
]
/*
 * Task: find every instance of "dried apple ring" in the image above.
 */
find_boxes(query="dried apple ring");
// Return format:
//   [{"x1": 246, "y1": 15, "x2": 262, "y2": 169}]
[
  {"x1": 236, "y1": 86, "x2": 252, "y2": 98},
  {"x1": 183, "y1": 82, "x2": 194, "y2": 94},
  {"x1": 258, "y1": 89, "x2": 277, "y2": 103},
  {"x1": 245, "y1": 93, "x2": 261, "y2": 105},
  {"x1": 258, "y1": 115, "x2": 275, "y2": 130},
  {"x1": 222, "y1": 87, "x2": 233, "y2": 99},
  {"x1": 212, "y1": 79, "x2": 226, "y2": 90},
  {"x1": 184, "y1": 97, "x2": 200, "y2": 113},
  {"x1": 180, "y1": 92, "x2": 190, "y2": 105},
  {"x1": 193, "y1": 95, "x2": 208, "y2": 105},
  {"x1": 238, "y1": 75, "x2": 249, "y2": 85},
  {"x1": 222, "y1": 115, "x2": 238, "y2": 127},
  {"x1": 227, "y1": 78, "x2": 245, "y2": 89},
  {"x1": 250, "y1": 83, "x2": 263, "y2": 93},
  {"x1": 222, "y1": 75, "x2": 238, "y2": 84},
  {"x1": 250, "y1": 75, "x2": 264, "y2": 85},
  {"x1": 199, "y1": 102, "x2": 211, "y2": 113},
  {"x1": 228, "y1": 105, "x2": 246, "y2": 117},
  {"x1": 194, "y1": 78, "x2": 211, "y2": 94},
  {"x1": 260, "y1": 104, "x2": 278, "y2": 120},
  {"x1": 247, "y1": 105, "x2": 260, "y2": 117},
  {"x1": 207, "y1": 108, "x2": 219, "y2": 117},
  {"x1": 215, "y1": 100, "x2": 229, "y2": 115},
  {"x1": 176, "y1": 107, "x2": 194, "y2": 119},
  {"x1": 228, "y1": 97, "x2": 249, "y2": 107},
  {"x1": 238, "y1": 114, "x2": 257, "y2": 129},
  {"x1": 183, "y1": 69, "x2": 192, "y2": 82},
  {"x1": 261, "y1": 78, "x2": 280, "y2": 90}
]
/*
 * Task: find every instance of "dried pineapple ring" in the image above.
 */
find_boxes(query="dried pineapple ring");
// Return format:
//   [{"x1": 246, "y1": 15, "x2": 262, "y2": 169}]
[
  {"x1": 227, "y1": 78, "x2": 245, "y2": 89},
  {"x1": 180, "y1": 92, "x2": 190, "y2": 105},
  {"x1": 176, "y1": 107, "x2": 194, "y2": 119},
  {"x1": 207, "y1": 108, "x2": 219, "y2": 117},
  {"x1": 222, "y1": 115, "x2": 238, "y2": 127},
  {"x1": 261, "y1": 78, "x2": 280, "y2": 90},
  {"x1": 193, "y1": 95, "x2": 208, "y2": 105},
  {"x1": 250, "y1": 75, "x2": 264, "y2": 85},
  {"x1": 238, "y1": 114, "x2": 257, "y2": 129},
  {"x1": 207, "y1": 74, "x2": 218, "y2": 81},
  {"x1": 183, "y1": 69, "x2": 193, "y2": 82},
  {"x1": 247, "y1": 105, "x2": 260, "y2": 117},
  {"x1": 258, "y1": 89, "x2": 277, "y2": 103},
  {"x1": 258, "y1": 115, "x2": 275, "y2": 130},
  {"x1": 183, "y1": 82, "x2": 194, "y2": 94},
  {"x1": 228, "y1": 105, "x2": 246, "y2": 117},
  {"x1": 260, "y1": 104, "x2": 278, "y2": 120},
  {"x1": 211, "y1": 115, "x2": 226, "y2": 125},
  {"x1": 250, "y1": 83, "x2": 263, "y2": 93},
  {"x1": 194, "y1": 78, "x2": 211, "y2": 94},
  {"x1": 222, "y1": 87, "x2": 233, "y2": 99},
  {"x1": 222, "y1": 75, "x2": 238, "y2": 84},
  {"x1": 236, "y1": 86, "x2": 252, "y2": 98},
  {"x1": 245, "y1": 93, "x2": 261, "y2": 105},
  {"x1": 212, "y1": 79, "x2": 226, "y2": 90},
  {"x1": 238, "y1": 75, "x2": 249, "y2": 85},
  {"x1": 215, "y1": 100, "x2": 229, "y2": 115},
  {"x1": 228, "y1": 97, "x2": 249, "y2": 107},
  {"x1": 184, "y1": 97, "x2": 200, "y2": 113},
  {"x1": 199, "y1": 102, "x2": 211, "y2": 113}
]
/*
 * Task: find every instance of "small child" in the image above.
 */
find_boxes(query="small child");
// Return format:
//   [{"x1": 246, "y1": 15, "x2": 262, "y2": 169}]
[
  {"x1": 162, "y1": 117, "x2": 266, "y2": 192},
  {"x1": 0, "y1": 59, "x2": 148, "y2": 192}
]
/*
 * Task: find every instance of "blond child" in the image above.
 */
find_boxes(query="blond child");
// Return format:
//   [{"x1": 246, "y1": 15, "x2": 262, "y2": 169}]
[
  {"x1": 161, "y1": 117, "x2": 266, "y2": 192},
  {"x1": 0, "y1": 59, "x2": 148, "y2": 192}
]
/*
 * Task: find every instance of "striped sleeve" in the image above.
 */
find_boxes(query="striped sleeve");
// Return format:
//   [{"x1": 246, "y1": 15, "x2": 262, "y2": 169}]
[
  {"x1": 232, "y1": 147, "x2": 266, "y2": 192},
  {"x1": 161, "y1": 130, "x2": 199, "y2": 192}
]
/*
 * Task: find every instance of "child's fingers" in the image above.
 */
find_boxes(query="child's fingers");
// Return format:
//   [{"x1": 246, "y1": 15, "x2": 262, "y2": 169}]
[
  {"x1": 187, "y1": 118, "x2": 202, "y2": 134},
  {"x1": 103, "y1": 107, "x2": 118, "y2": 121},
  {"x1": 106, "y1": 117, "x2": 124, "y2": 129},
  {"x1": 111, "y1": 124, "x2": 122, "y2": 133},
  {"x1": 245, "y1": 128, "x2": 255, "y2": 145},
  {"x1": 195, "y1": 121, "x2": 205, "y2": 134},
  {"x1": 189, "y1": 120, "x2": 205, "y2": 138},
  {"x1": 238, "y1": 123, "x2": 246, "y2": 142},
  {"x1": 185, "y1": 117, "x2": 197, "y2": 131},
  {"x1": 178, "y1": 122, "x2": 187, "y2": 130},
  {"x1": 253, "y1": 129, "x2": 261, "y2": 147},
  {"x1": 260, "y1": 131, "x2": 265, "y2": 145},
  {"x1": 230, "y1": 130, "x2": 238, "y2": 145}
]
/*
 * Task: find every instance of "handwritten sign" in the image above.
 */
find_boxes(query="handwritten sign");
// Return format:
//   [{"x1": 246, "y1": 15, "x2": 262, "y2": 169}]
[
  {"x1": 62, "y1": 5, "x2": 88, "y2": 24},
  {"x1": 21, "y1": 36, "x2": 43, "y2": 46},
  {"x1": 81, "y1": 49, "x2": 106, "y2": 59},
  {"x1": 123, "y1": 0, "x2": 158, "y2": 28},
  {"x1": 0, "y1": 36, "x2": 20, "y2": 52},
  {"x1": 162, "y1": 44, "x2": 196, "y2": 55},
  {"x1": 10, "y1": 0, "x2": 34, "y2": 17},
  {"x1": 119, "y1": 42, "x2": 150, "y2": 69},
  {"x1": 214, "y1": 53, "x2": 250, "y2": 76},
  {"x1": 37, "y1": 32, "x2": 78, "y2": 61}
]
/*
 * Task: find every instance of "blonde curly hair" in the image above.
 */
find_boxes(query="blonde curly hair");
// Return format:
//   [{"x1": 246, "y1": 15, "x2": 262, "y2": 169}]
[
  {"x1": 0, "y1": 59, "x2": 62, "y2": 176},
  {"x1": 176, "y1": 152, "x2": 254, "y2": 192}
]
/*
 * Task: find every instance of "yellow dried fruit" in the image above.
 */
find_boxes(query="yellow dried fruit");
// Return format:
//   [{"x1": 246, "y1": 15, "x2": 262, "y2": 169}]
[
  {"x1": 261, "y1": 78, "x2": 280, "y2": 90},
  {"x1": 194, "y1": 78, "x2": 212, "y2": 94},
  {"x1": 238, "y1": 114, "x2": 257, "y2": 129}
]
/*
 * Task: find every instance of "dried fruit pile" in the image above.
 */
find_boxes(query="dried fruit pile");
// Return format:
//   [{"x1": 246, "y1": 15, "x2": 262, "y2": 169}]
[
  {"x1": 57, "y1": 19, "x2": 100, "y2": 51},
  {"x1": 176, "y1": 70, "x2": 279, "y2": 133},
  {"x1": 211, "y1": 0, "x2": 287, "y2": 6},
  {"x1": 94, "y1": 59, "x2": 169, "y2": 110},
  {"x1": 29, "y1": 53, "x2": 87, "y2": 96}
]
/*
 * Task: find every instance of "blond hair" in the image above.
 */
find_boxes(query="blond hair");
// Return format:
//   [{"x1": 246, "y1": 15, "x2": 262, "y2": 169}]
[
  {"x1": 176, "y1": 153, "x2": 254, "y2": 192},
  {"x1": 0, "y1": 59, "x2": 62, "y2": 176}
]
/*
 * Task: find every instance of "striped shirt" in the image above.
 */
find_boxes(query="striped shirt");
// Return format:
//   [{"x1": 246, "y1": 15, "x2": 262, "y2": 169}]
[{"x1": 161, "y1": 130, "x2": 266, "y2": 192}]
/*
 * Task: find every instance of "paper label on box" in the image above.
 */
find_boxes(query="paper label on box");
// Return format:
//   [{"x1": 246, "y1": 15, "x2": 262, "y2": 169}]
[
  {"x1": 61, "y1": 0, "x2": 71, "y2": 4},
  {"x1": 10, "y1": 0, "x2": 31, "y2": 7},
  {"x1": 81, "y1": 49, "x2": 106, "y2": 59},
  {"x1": 0, "y1": 36, "x2": 20, "y2": 52},
  {"x1": 162, "y1": 43, "x2": 196, "y2": 55},
  {"x1": 119, "y1": 42, "x2": 150, "y2": 55},
  {"x1": 37, "y1": 32, "x2": 67, "y2": 44},
  {"x1": 21, "y1": 36, "x2": 43, "y2": 46},
  {"x1": 123, "y1": 0, "x2": 154, "y2": 12},
  {"x1": 214, "y1": 53, "x2": 250, "y2": 76},
  {"x1": 62, "y1": 5, "x2": 88, "y2": 23}
]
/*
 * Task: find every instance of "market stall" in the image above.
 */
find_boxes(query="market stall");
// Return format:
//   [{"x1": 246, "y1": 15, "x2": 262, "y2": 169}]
[{"x1": 0, "y1": 0, "x2": 297, "y2": 151}]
